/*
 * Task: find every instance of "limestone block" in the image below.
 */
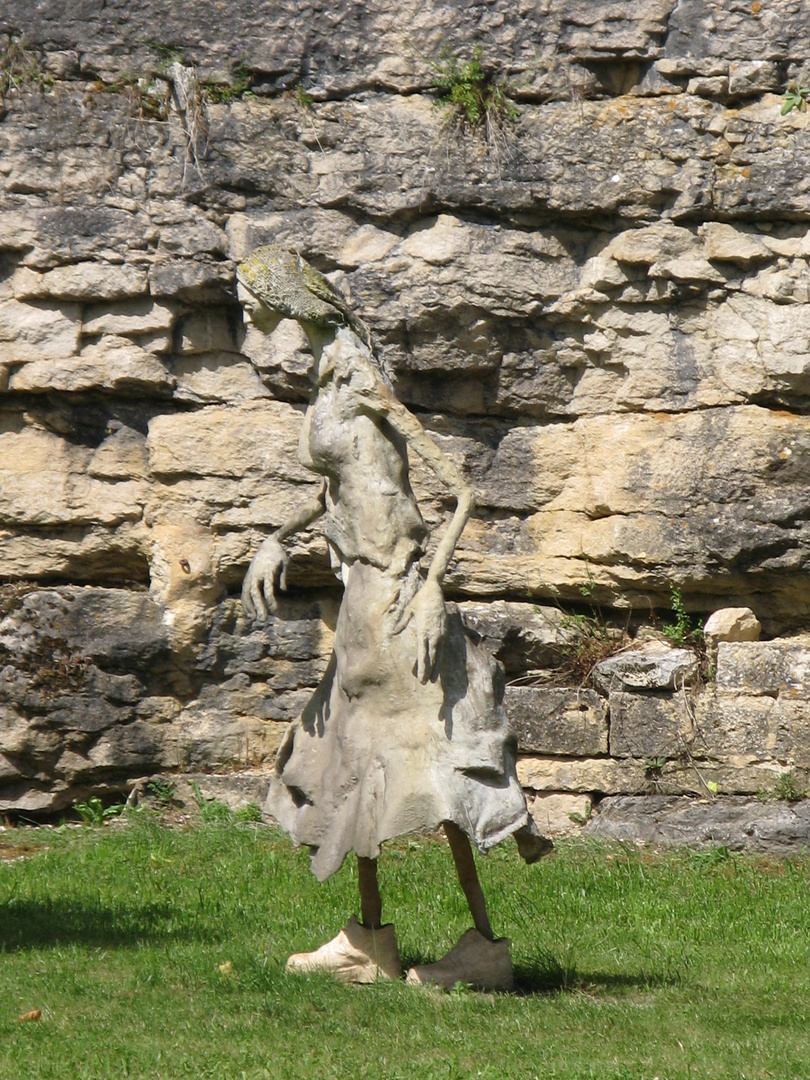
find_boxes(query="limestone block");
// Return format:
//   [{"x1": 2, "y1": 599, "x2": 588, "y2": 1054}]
[
  {"x1": 21, "y1": 206, "x2": 154, "y2": 269},
  {"x1": 579, "y1": 256, "x2": 633, "y2": 291},
  {"x1": 148, "y1": 259, "x2": 235, "y2": 302},
  {"x1": 9, "y1": 337, "x2": 175, "y2": 395},
  {"x1": 176, "y1": 686, "x2": 287, "y2": 769},
  {"x1": 609, "y1": 690, "x2": 694, "y2": 759},
  {"x1": 0, "y1": 211, "x2": 39, "y2": 252},
  {"x1": 701, "y1": 223, "x2": 771, "y2": 265},
  {"x1": 200, "y1": 596, "x2": 336, "y2": 677},
  {"x1": 658, "y1": 757, "x2": 807, "y2": 797},
  {"x1": 0, "y1": 781, "x2": 72, "y2": 814},
  {"x1": 438, "y1": 403, "x2": 810, "y2": 621},
  {"x1": 714, "y1": 639, "x2": 810, "y2": 695},
  {"x1": 526, "y1": 793, "x2": 593, "y2": 837},
  {"x1": 43, "y1": 50, "x2": 80, "y2": 77},
  {"x1": 584, "y1": 795, "x2": 810, "y2": 854},
  {"x1": 4, "y1": 0, "x2": 781, "y2": 100},
  {"x1": 0, "y1": 707, "x2": 62, "y2": 764},
  {"x1": 686, "y1": 76, "x2": 729, "y2": 98},
  {"x1": 158, "y1": 221, "x2": 229, "y2": 258},
  {"x1": 145, "y1": 400, "x2": 310, "y2": 482},
  {"x1": 12, "y1": 262, "x2": 149, "y2": 302},
  {"x1": 727, "y1": 61, "x2": 781, "y2": 98},
  {"x1": 177, "y1": 310, "x2": 238, "y2": 354},
  {"x1": 505, "y1": 686, "x2": 608, "y2": 755},
  {"x1": 594, "y1": 642, "x2": 698, "y2": 693},
  {"x1": 180, "y1": 772, "x2": 270, "y2": 811},
  {"x1": 457, "y1": 600, "x2": 566, "y2": 673},
  {"x1": 82, "y1": 299, "x2": 176, "y2": 337},
  {"x1": 0, "y1": 525, "x2": 149, "y2": 583},
  {"x1": 0, "y1": 426, "x2": 147, "y2": 529},
  {"x1": 88, "y1": 426, "x2": 149, "y2": 482},
  {"x1": 0, "y1": 588, "x2": 170, "y2": 671},
  {"x1": 648, "y1": 255, "x2": 726, "y2": 283},
  {"x1": 712, "y1": 293, "x2": 810, "y2": 400},
  {"x1": 704, "y1": 608, "x2": 761, "y2": 646},
  {"x1": 518, "y1": 755, "x2": 646, "y2": 795},
  {"x1": 172, "y1": 352, "x2": 271, "y2": 404},
  {"x1": 0, "y1": 299, "x2": 80, "y2": 362},
  {"x1": 225, "y1": 210, "x2": 356, "y2": 266},
  {"x1": 86, "y1": 722, "x2": 175, "y2": 773},
  {"x1": 338, "y1": 225, "x2": 400, "y2": 267},
  {"x1": 399, "y1": 215, "x2": 470, "y2": 266},
  {"x1": 516, "y1": 754, "x2": 804, "y2": 798},
  {"x1": 745, "y1": 266, "x2": 810, "y2": 305},
  {"x1": 607, "y1": 224, "x2": 698, "y2": 265},
  {"x1": 696, "y1": 688, "x2": 810, "y2": 765}
]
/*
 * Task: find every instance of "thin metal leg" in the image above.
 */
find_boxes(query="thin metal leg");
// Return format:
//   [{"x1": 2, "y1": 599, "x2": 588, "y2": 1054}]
[
  {"x1": 444, "y1": 821, "x2": 494, "y2": 941},
  {"x1": 358, "y1": 856, "x2": 383, "y2": 929}
]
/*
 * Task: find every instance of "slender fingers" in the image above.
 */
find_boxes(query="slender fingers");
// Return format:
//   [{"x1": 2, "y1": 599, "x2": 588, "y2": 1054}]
[
  {"x1": 417, "y1": 631, "x2": 429, "y2": 684},
  {"x1": 241, "y1": 577, "x2": 255, "y2": 620},
  {"x1": 248, "y1": 575, "x2": 268, "y2": 621},
  {"x1": 422, "y1": 625, "x2": 442, "y2": 683}
]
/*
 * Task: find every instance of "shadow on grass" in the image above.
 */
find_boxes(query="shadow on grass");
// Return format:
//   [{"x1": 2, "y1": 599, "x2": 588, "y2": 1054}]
[
  {"x1": 513, "y1": 959, "x2": 679, "y2": 996},
  {"x1": 0, "y1": 899, "x2": 195, "y2": 951},
  {"x1": 397, "y1": 948, "x2": 678, "y2": 997}
]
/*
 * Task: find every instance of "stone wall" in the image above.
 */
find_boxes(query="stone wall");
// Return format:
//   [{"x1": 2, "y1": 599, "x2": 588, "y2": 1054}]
[{"x1": 1, "y1": 1, "x2": 809, "y2": 831}]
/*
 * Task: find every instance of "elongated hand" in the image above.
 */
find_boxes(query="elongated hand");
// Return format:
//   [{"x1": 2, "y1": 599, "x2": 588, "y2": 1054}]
[
  {"x1": 241, "y1": 538, "x2": 287, "y2": 620},
  {"x1": 396, "y1": 578, "x2": 447, "y2": 684}
]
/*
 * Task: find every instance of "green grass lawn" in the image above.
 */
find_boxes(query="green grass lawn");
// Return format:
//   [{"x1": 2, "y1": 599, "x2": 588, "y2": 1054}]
[{"x1": 1, "y1": 817, "x2": 808, "y2": 1080}]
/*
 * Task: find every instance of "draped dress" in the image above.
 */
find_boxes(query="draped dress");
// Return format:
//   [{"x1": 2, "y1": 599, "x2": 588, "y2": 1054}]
[{"x1": 265, "y1": 332, "x2": 535, "y2": 881}]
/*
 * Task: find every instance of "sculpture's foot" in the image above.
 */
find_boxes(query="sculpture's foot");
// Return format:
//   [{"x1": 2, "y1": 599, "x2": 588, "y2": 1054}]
[
  {"x1": 405, "y1": 929, "x2": 514, "y2": 992},
  {"x1": 285, "y1": 916, "x2": 402, "y2": 984}
]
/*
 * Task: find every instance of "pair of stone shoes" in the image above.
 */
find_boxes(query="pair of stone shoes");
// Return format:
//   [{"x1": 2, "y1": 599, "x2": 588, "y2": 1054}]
[{"x1": 285, "y1": 917, "x2": 514, "y2": 992}]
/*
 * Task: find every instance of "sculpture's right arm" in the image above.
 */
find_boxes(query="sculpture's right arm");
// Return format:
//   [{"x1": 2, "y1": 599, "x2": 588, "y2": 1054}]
[{"x1": 241, "y1": 482, "x2": 327, "y2": 621}]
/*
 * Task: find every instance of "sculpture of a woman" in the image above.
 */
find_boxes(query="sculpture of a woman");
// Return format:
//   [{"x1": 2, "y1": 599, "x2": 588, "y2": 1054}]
[{"x1": 237, "y1": 246, "x2": 549, "y2": 990}]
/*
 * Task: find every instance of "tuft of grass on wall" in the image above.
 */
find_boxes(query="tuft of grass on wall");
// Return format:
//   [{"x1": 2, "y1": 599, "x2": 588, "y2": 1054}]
[{"x1": 431, "y1": 44, "x2": 519, "y2": 144}]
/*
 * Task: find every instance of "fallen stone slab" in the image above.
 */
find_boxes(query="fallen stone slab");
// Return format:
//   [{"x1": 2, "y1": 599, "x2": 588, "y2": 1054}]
[
  {"x1": 584, "y1": 794, "x2": 810, "y2": 853},
  {"x1": 594, "y1": 641, "x2": 698, "y2": 693}
]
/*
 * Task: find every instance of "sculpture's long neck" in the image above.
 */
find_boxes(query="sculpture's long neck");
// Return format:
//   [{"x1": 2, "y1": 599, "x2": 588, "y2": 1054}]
[
  {"x1": 300, "y1": 320, "x2": 335, "y2": 360},
  {"x1": 301, "y1": 321, "x2": 341, "y2": 384}
]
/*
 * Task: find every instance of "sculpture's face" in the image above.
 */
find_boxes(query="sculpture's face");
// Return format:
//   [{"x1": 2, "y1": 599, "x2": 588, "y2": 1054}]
[{"x1": 236, "y1": 280, "x2": 283, "y2": 334}]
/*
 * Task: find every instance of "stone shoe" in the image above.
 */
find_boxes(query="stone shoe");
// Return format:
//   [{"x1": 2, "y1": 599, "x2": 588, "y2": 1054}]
[
  {"x1": 285, "y1": 916, "x2": 402, "y2": 984},
  {"x1": 406, "y1": 928, "x2": 515, "y2": 992}
]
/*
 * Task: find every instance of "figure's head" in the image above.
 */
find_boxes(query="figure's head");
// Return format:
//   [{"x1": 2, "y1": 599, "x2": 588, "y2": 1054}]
[
  {"x1": 236, "y1": 243, "x2": 391, "y2": 383},
  {"x1": 236, "y1": 245, "x2": 349, "y2": 333}
]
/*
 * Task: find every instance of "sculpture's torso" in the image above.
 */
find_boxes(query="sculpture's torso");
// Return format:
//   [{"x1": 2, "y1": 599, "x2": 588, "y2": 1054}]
[{"x1": 300, "y1": 367, "x2": 428, "y2": 573}]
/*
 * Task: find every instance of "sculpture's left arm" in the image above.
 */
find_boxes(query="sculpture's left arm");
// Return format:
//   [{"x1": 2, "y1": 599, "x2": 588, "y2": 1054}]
[{"x1": 378, "y1": 386, "x2": 475, "y2": 586}]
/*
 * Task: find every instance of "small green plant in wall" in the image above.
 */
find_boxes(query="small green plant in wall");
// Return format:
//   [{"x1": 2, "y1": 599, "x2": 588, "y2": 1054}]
[
  {"x1": 431, "y1": 44, "x2": 519, "y2": 139},
  {"x1": 74, "y1": 797, "x2": 125, "y2": 826},
  {"x1": 780, "y1": 82, "x2": 810, "y2": 115},
  {"x1": 662, "y1": 583, "x2": 702, "y2": 647},
  {"x1": 203, "y1": 62, "x2": 255, "y2": 104}
]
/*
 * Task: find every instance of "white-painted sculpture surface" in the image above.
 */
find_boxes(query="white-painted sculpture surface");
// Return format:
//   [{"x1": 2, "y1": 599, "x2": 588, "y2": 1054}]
[{"x1": 237, "y1": 246, "x2": 550, "y2": 989}]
